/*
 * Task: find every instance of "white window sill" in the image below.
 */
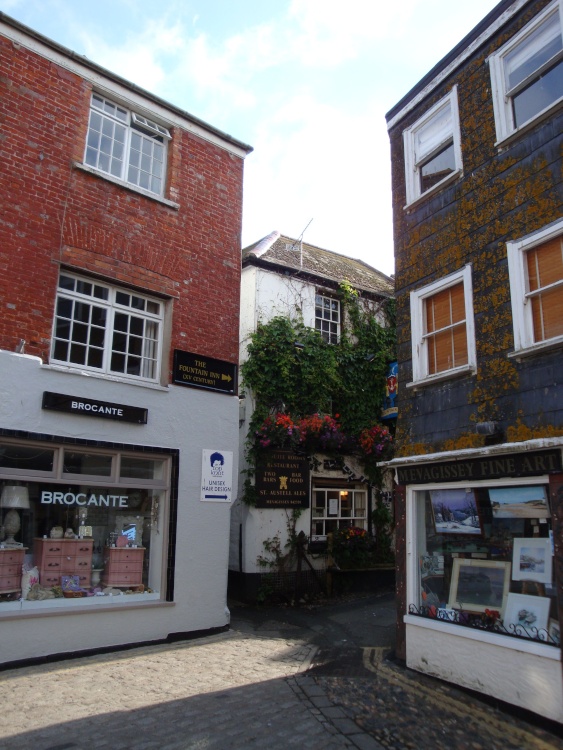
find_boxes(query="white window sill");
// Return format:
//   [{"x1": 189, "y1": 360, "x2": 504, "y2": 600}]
[
  {"x1": 0, "y1": 592, "x2": 171, "y2": 620},
  {"x1": 404, "y1": 614, "x2": 560, "y2": 658},
  {"x1": 74, "y1": 162, "x2": 180, "y2": 209},
  {"x1": 43, "y1": 363, "x2": 169, "y2": 391},
  {"x1": 407, "y1": 364, "x2": 475, "y2": 390},
  {"x1": 508, "y1": 335, "x2": 563, "y2": 361},
  {"x1": 403, "y1": 169, "x2": 462, "y2": 212}
]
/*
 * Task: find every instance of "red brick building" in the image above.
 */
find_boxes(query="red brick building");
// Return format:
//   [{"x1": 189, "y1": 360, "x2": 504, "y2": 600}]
[{"x1": 0, "y1": 12, "x2": 251, "y2": 665}]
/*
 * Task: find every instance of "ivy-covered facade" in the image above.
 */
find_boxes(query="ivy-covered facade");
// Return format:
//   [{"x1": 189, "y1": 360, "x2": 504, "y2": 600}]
[
  {"x1": 386, "y1": 0, "x2": 562, "y2": 723},
  {"x1": 229, "y1": 231, "x2": 395, "y2": 601}
]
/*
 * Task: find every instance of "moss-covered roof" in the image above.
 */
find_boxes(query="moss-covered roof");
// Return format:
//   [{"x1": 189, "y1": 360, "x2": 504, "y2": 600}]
[{"x1": 243, "y1": 231, "x2": 394, "y2": 297}]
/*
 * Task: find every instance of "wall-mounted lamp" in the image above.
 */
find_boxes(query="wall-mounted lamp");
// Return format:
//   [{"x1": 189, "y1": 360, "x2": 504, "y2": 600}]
[
  {"x1": 1, "y1": 484, "x2": 30, "y2": 547},
  {"x1": 365, "y1": 353, "x2": 375, "y2": 363},
  {"x1": 294, "y1": 341, "x2": 305, "y2": 350}
]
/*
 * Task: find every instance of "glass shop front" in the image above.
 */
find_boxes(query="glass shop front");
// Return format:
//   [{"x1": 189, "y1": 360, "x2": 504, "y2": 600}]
[
  {"x1": 0, "y1": 438, "x2": 172, "y2": 610},
  {"x1": 402, "y1": 451, "x2": 561, "y2": 648}
]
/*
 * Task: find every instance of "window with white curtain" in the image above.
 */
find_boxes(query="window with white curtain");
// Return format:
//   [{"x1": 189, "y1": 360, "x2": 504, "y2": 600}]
[{"x1": 403, "y1": 87, "x2": 463, "y2": 205}]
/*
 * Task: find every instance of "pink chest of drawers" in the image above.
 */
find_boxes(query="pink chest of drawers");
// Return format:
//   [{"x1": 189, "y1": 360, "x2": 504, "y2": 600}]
[
  {"x1": 34, "y1": 538, "x2": 94, "y2": 588},
  {"x1": 0, "y1": 547, "x2": 26, "y2": 596},
  {"x1": 101, "y1": 546, "x2": 145, "y2": 589}
]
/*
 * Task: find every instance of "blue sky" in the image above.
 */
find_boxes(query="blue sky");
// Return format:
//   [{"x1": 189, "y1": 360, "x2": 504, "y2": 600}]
[{"x1": 2, "y1": 0, "x2": 500, "y2": 275}]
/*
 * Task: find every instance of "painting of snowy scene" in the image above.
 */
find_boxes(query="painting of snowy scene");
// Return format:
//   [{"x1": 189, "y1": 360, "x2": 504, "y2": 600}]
[
  {"x1": 488, "y1": 485, "x2": 549, "y2": 519},
  {"x1": 430, "y1": 489, "x2": 482, "y2": 535}
]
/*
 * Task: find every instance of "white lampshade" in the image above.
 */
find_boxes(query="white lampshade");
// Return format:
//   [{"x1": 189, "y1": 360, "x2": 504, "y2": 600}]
[{"x1": 1, "y1": 485, "x2": 30, "y2": 509}]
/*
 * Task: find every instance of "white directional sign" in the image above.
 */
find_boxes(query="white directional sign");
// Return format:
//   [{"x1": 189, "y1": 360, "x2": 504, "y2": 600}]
[{"x1": 200, "y1": 449, "x2": 233, "y2": 503}]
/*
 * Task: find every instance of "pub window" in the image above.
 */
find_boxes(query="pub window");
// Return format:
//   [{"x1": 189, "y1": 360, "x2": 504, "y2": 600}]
[{"x1": 311, "y1": 485, "x2": 367, "y2": 541}]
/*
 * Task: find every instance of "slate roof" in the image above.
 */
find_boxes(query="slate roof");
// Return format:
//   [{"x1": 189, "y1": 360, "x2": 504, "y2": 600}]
[{"x1": 242, "y1": 231, "x2": 394, "y2": 297}]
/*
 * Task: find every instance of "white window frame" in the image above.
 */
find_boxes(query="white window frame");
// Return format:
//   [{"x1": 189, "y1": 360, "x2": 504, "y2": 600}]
[
  {"x1": 50, "y1": 272, "x2": 165, "y2": 384},
  {"x1": 488, "y1": 0, "x2": 563, "y2": 143},
  {"x1": 84, "y1": 93, "x2": 171, "y2": 197},
  {"x1": 315, "y1": 292, "x2": 341, "y2": 344},
  {"x1": 403, "y1": 86, "x2": 463, "y2": 206},
  {"x1": 409, "y1": 265, "x2": 476, "y2": 387},
  {"x1": 311, "y1": 485, "x2": 368, "y2": 541},
  {"x1": 507, "y1": 217, "x2": 563, "y2": 355}
]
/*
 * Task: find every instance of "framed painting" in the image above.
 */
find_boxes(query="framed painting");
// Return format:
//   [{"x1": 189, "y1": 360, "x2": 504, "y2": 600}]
[
  {"x1": 430, "y1": 489, "x2": 483, "y2": 535},
  {"x1": 503, "y1": 593, "x2": 550, "y2": 638},
  {"x1": 512, "y1": 538, "x2": 552, "y2": 584},
  {"x1": 488, "y1": 485, "x2": 549, "y2": 520},
  {"x1": 448, "y1": 558, "x2": 511, "y2": 614}
]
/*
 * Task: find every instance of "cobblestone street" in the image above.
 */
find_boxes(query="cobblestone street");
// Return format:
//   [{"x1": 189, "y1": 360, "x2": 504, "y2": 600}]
[{"x1": 0, "y1": 593, "x2": 561, "y2": 750}]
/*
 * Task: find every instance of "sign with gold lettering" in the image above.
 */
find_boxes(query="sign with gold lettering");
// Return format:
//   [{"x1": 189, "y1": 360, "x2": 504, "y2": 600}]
[
  {"x1": 396, "y1": 450, "x2": 562, "y2": 486},
  {"x1": 255, "y1": 450, "x2": 310, "y2": 508},
  {"x1": 173, "y1": 350, "x2": 237, "y2": 395}
]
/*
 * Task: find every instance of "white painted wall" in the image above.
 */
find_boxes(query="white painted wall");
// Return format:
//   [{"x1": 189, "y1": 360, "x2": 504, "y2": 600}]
[
  {"x1": 0, "y1": 350, "x2": 238, "y2": 664},
  {"x1": 406, "y1": 617, "x2": 563, "y2": 723}
]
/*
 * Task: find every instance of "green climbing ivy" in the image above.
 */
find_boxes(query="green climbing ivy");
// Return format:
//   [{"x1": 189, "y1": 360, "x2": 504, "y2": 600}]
[{"x1": 241, "y1": 282, "x2": 396, "y2": 488}]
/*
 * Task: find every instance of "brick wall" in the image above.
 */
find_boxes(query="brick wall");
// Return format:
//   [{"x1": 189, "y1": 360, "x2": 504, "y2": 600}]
[{"x1": 0, "y1": 34, "x2": 245, "y2": 377}]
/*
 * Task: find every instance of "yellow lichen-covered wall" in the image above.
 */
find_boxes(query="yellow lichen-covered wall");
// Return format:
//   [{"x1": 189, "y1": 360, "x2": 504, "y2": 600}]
[{"x1": 389, "y1": 0, "x2": 562, "y2": 458}]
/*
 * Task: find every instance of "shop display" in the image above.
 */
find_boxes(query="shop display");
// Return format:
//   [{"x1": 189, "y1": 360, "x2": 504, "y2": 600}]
[
  {"x1": 415, "y1": 482, "x2": 559, "y2": 643},
  {"x1": 0, "y1": 547, "x2": 26, "y2": 597},
  {"x1": 102, "y1": 546, "x2": 145, "y2": 589},
  {"x1": 34, "y1": 538, "x2": 94, "y2": 589}
]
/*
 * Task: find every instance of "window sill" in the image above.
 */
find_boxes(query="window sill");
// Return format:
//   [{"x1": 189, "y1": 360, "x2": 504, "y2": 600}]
[
  {"x1": 0, "y1": 591, "x2": 170, "y2": 620},
  {"x1": 43, "y1": 363, "x2": 169, "y2": 391},
  {"x1": 403, "y1": 169, "x2": 462, "y2": 212},
  {"x1": 407, "y1": 364, "x2": 475, "y2": 390},
  {"x1": 73, "y1": 162, "x2": 180, "y2": 210},
  {"x1": 508, "y1": 336, "x2": 563, "y2": 361}
]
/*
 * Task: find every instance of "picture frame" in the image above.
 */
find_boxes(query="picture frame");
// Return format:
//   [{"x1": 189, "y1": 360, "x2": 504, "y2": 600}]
[
  {"x1": 503, "y1": 593, "x2": 551, "y2": 638},
  {"x1": 512, "y1": 537, "x2": 552, "y2": 584},
  {"x1": 430, "y1": 489, "x2": 483, "y2": 535},
  {"x1": 548, "y1": 618, "x2": 560, "y2": 647},
  {"x1": 448, "y1": 558, "x2": 511, "y2": 614},
  {"x1": 488, "y1": 485, "x2": 549, "y2": 520}
]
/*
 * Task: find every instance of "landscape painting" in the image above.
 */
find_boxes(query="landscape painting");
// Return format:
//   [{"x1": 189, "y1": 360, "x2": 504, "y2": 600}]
[
  {"x1": 430, "y1": 489, "x2": 482, "y2": 535},
  {"x1": 488, "y1": 485, "x2": 549, "y2": 519},
  {"x1": 448, "y1": 559, "x2": 511, "y2": 614},
  {"x1": 512, "y1": 538, "x2": 552, "y2": 583}
]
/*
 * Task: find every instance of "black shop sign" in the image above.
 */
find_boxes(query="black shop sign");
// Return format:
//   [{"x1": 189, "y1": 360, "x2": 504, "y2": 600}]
[
  {"x1": 173, "y1": 350, "x2": 237, "y2": 395},
  {"x1": 254, "y1": 450, "x2": 310, "y2": 509},
  {"x1": 42, "y1": 392, "x2": 148, "y2": 424}
]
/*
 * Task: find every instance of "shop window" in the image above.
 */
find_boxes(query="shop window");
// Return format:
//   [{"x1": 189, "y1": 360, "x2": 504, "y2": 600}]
[
  {"x1": 311, "y1": 486, "x2": 367, "y2": 541},
  {"x1": 315, "y1": 293, "x2": 340, "y2": 344},
  {"x1": 403, "y1": 87, "x2": 462, "y2": 205},
  {"x1": 409, "y1": 265, "x2": 476, "y2": 385},
  {"x1": 489, "y1": 1, "x2": 563, "y2": 142},
  {"x1": 507, "y1": 219, "x2": 563, "y2": 354},
  {"x1": 51, "y1": 272, "x2": 164, "y2": 383},
  {"x1": 409, "y1": 481, "x2": 559, "y2": 646},
  {"x1": 84, "y1": 93, "x2": 170, "y2": 196},
  {"x1": 0, "y1": 439, "x2": 174, "y2": 613}
]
